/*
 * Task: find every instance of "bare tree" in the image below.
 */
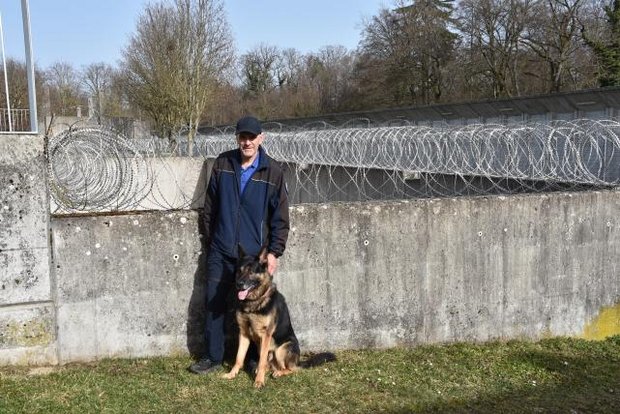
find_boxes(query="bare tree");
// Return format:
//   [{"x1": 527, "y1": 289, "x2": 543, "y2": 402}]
[
  {"x1": 237, "y1": 44, "x2": 352, "y2": 119},
  {"x1": 45, "y1": 61, "x2": 84, "y2": 116},
  {"x1": 521, "y1": 0, "x2": 585, "y2": 92},
  {"x1": 121, "y1": 3, "x2": 182, "y2": 140},
  {"x1": 279, "y1": 48, "x2": 305, "y2": 89},
  {"x1": 0, "y1": 59, "x2": 28, "y2": 109},
  {"x1": 177, "y1": 0, "x2": 234, "y2": 146},
  {"x1": 121, "y1": 0, "x2": 234, "y2": 147},
  {"x1": 306, "y1": 46, "x2": 356, "y2": 112},
  {"x1": 241, "y1": 44, "x2": 280, "y2": 96},
  {"x1": 81, "y1": 62, "x2": 115, "y2": 123},
  {"x1": 238, "y1": 44, "x2": 287, "y2": 118},
  {"x1": 457, "y1": 0, "x2": 533, "y2": 98},
  {"x1": 0, "y1": 59, "x2": 45, "y2": 130},
  {"x1": 273, "y1": 48, "x2": 324, "y2": 118}
]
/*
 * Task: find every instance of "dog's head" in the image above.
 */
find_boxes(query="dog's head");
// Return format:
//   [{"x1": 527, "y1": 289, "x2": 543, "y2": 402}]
[{"x1": 236, "y1": 245, "x2": 272, "y2": 302}]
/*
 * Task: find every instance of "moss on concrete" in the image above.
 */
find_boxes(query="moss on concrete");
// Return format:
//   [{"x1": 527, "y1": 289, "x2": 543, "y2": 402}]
[
  {"x1": 0, "y1": 319, "x2": 53, "y2": 348},
  {"x1": 582, "y1": 303, "x2": 620, "y2": 340}
]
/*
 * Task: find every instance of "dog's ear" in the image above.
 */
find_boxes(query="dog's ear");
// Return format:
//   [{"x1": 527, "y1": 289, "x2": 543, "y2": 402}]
[
  {"x1": 238, "y1": 243, "x2": 246, "y2": 259},
  {"x1": 258, "y1": 246, "x2": 269, "y2": 264}
]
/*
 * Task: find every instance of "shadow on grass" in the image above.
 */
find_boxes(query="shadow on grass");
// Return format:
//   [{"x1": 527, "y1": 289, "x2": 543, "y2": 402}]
[{"x1": 410, "y1": 337, "x2": 620, "y2": 414}]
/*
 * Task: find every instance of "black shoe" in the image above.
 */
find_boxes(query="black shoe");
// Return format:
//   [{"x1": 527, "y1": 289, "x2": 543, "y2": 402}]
[{"x1": 188, "y1": 357, "x2": 222, "y2": 375}]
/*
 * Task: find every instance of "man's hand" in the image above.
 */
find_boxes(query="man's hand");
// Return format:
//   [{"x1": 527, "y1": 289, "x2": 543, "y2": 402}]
[{"x1": 267, "y1": 253, "x2": 278, "y2": 275}]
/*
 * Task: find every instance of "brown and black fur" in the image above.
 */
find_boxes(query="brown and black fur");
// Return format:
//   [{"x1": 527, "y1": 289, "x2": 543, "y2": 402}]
[{"x1": 222, "y1": 246, "x2": 334, "y2": 388}]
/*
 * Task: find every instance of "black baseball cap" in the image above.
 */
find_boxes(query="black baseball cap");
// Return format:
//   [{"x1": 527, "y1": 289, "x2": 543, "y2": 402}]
[{"x1": 235, "y1": 116, "x2": 262, "y2": 136}]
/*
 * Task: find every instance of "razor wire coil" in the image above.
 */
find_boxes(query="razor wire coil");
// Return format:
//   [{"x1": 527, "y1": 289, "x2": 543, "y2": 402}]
[{"x1": 47, "y1": 119, "x2": 620, "y2": 214}]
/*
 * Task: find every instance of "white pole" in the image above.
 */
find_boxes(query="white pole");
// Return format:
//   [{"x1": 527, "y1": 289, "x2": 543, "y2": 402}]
[
  {"x1": 21, "y1": 0, "x2": 37, "y2": 133},
  {"x1": 0, "y1": 12, "x2": 14, "y2": 132}
]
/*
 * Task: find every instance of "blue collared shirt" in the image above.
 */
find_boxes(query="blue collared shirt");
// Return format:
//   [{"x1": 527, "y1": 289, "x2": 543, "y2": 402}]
[{"x1": 239, "y1": 152, "x2": 260, "y2": 194}]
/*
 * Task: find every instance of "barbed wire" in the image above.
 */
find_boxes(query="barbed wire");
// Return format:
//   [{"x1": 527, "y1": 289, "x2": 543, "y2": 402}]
[{"x1": 47, "y1": 119, "x2": 619, "y2": 214}]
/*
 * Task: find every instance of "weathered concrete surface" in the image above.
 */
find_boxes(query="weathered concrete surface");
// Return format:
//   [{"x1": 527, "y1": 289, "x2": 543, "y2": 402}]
[
  {"x1": 49, "y1": 157, "x2": 207, "y2": 213},
  {"x1": 0, "y1": 135, "x2": 52, "y2": 305},
  {"x1": 0, "y1": 134, "x2": 56, "y2": 366},
  {"x1": 280, "y1": 192, "x2": 620, "y2": 350},
  {"x1": 142, "y1": 158, "x2": 206, "y2": 210},
  {"x1": 48, "y1": 190, "x2": 619, "y2": 363},
  {"x1": 0, "y1": 304, "x2": 57, "y2": 365},
  {"x1": 52, "y1": 213, "x2": 203, "y2": 361}
]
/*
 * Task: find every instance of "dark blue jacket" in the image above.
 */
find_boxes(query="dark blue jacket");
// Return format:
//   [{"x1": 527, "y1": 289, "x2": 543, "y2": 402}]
[{"x1": 203, "y1": 146, "x2": 289, "y2": 259}]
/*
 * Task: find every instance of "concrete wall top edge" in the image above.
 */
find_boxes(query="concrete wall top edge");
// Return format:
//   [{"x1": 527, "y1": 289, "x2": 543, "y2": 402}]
[
  {"x1": 0, "y1": 133, "x2": 40, "y2": 136},
  {"x1": 46, "y1": 188, "x2": 620, "y2": 219},
  {"x1": 288, "y1": 188, "x2": 620, "y2": 208}
]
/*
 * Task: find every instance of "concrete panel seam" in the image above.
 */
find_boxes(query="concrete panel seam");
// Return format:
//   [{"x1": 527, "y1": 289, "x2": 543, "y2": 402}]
[
  {"x1": 0, "y1": 246, "x2": 51, "y2": 252},
  {"x1": 0, "y1": 301, "x2": 55, "y2": 312}
]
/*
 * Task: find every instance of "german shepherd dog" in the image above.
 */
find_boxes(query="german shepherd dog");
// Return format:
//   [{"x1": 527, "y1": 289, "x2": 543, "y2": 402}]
[{"x1": 222, "y1": 246, "x2": 334, "y2": 388}]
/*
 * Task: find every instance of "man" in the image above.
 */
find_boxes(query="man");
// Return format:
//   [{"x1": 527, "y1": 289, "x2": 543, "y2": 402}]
[{"x1": 189, "y1": 116, "x2": 290, "y2": 374}]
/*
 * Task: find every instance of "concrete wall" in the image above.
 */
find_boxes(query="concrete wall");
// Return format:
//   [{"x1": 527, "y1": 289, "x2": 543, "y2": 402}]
[
  {"x1": 49, "y1": 157, "x2": 207, "y2": 214},
  {"x1": 0, "y1": 134, "x2": 57, "y2": 365},
  {"x1": 282, "y1": 193, "x2": 619, "y2": 349},
  {"x1": 46, "y1": 191, "x2": 619, "y2": 363},
  {"x1": 51, "y1": 213, "x2": 202, "y2": 361}
]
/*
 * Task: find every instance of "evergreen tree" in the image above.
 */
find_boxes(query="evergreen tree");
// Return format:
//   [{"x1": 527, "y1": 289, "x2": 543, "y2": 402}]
[{"x1": 583, "y1": 0, "x2": 620, "y2": 86}]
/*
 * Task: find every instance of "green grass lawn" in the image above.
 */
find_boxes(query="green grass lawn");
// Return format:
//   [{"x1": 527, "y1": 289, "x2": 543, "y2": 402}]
[{"x1": 1, "y1": 336, "x2": 619, "y2": 413}]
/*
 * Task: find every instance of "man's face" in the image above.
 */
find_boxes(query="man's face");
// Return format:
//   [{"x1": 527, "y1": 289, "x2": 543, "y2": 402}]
[{"x1": 237, "y1": 132, "x2": 264, "y2": 161}]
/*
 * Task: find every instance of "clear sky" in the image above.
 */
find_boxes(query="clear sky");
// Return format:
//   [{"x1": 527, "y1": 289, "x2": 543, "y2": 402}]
[{"x1": 1, "y1": 0, "x2": 388, "y2": 69}]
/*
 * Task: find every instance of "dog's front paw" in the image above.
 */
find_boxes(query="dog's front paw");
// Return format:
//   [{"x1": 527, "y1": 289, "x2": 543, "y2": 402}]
[
  {"x1": 272, "y1": 368, "x2": 294, "y2": 378},
  {"x1": 221, "y1": 371, "x2": 237, "y2": 380},
  {"x1": 253, "y1": 379, "x2": 265, "y2": 389}
]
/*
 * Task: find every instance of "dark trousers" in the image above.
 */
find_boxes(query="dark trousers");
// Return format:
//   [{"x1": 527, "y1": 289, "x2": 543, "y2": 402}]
[
  {"x1": 205, "y1": 249, "x2": 258, "y2": 364},
  {"x1": 205, "y1": 249, "x2": 236, "y2": 363}
]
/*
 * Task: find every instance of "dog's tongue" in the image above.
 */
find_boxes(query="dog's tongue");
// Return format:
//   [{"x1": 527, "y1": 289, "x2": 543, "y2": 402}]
[{"x1": 238, "y1": 288, "x2": 251, "y2": 301}]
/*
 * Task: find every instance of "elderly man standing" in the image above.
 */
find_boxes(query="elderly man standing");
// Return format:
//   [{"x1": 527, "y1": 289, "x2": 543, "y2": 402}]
[{"x1": 190, "y1": 116, "x2": 290, "y2": 374}]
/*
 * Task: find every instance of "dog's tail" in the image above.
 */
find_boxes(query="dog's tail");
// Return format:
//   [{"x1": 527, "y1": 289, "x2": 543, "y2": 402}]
[{"x1": 299, "y1": 352, "x2": 337, "y2": 369}]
